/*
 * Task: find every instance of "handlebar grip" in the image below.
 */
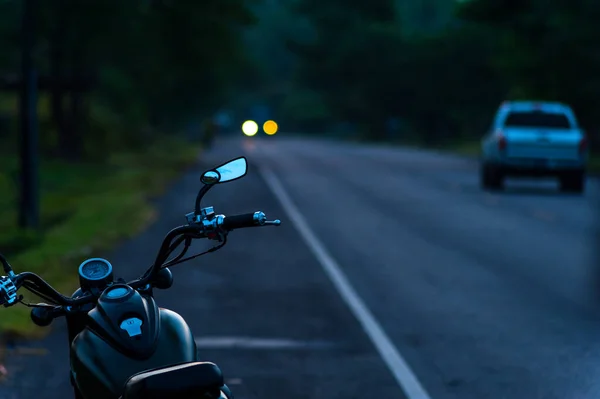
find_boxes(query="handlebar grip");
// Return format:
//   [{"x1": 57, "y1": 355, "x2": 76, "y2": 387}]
[{"x1": 222, "y1": 213, "x2": 258, "y2": 230}]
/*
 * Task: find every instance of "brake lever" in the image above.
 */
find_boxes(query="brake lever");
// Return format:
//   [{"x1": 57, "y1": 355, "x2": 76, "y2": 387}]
[
  {"x1": 262, "y1": 219, "x2": 281, "y2": 226},
  {"x1": 253, "y1": 211, "x2": 281, "y2": 227}
]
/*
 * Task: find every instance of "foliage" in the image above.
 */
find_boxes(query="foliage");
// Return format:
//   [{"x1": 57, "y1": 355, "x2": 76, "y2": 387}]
[
  {"x1": 457, "y1": 0, "x2": 600, "y2": 134},
  {"x1": 0, "y1": 136, "x2": 202, "y2": 336},
  {"x1": 0, "y1": 1, "x2": 256, "y2": 334},
  {"x1": 0, "y1": 0, "x2": 257, "y2": 158},
  {"x1": 272, "y1": 0, "x2": 600, "y2": 148}
]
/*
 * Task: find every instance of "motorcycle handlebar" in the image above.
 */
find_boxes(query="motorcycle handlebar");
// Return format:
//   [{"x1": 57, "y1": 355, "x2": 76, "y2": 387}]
[
  {"x1": 221, "y1": 212, "x2": 259, "y2": 230},
  {"x1": 221, "y1": 211, "x2": 281, "y2": 231},
  {"x1": 0, "y1": 271, "x2": 94, "y2": 315},
  {"x1": 0, "y1": 209, "x2": 281, "y2": 311},
  {"x1": 14, "y1": 273, "x2": 94, "y2": 307}
]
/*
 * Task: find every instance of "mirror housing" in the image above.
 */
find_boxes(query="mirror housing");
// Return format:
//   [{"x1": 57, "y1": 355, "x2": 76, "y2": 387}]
[{"x1": 200, "y1": 171, "x2": 220, "y2": 185}]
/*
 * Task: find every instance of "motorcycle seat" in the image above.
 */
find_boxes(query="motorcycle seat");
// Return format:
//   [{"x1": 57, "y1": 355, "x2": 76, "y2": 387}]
[{"x1": 121, "y1": 361, "x2": 225, "y2": 399}]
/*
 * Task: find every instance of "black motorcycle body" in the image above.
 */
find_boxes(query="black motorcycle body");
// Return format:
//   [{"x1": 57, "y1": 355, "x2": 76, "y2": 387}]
[
  {"x1": 0, "y1": 156, "x2": 280, "y2": 399},
  {"x1": 70, "y1": 285, "x2": 196, "y2": 398}
]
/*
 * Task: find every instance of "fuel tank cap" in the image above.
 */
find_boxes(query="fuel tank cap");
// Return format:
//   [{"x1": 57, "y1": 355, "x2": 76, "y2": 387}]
[
  {"x1": 101, "y1": 284, "x2": 134, "y2": 302},
  {"x1": 105, "y1": 286, "x2": 129, "y2": 299}
]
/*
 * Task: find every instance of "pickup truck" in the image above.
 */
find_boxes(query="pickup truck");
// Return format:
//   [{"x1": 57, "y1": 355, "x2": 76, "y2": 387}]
[{"x1": 480, "y1": 101, "x2": 587, "y2": 193}]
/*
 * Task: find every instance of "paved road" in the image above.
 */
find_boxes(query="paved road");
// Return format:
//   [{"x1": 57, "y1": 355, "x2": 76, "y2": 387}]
[{"x1": 1, "y1": 136, "x2": 598, "y2": 398}]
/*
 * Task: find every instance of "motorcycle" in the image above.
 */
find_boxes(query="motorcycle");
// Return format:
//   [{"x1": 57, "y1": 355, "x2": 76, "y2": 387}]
[{"x1": 0, "y1": 156, "x2": 281, "y2": 399}]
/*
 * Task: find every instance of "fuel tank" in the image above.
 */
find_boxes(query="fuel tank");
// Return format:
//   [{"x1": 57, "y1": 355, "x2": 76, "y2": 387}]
[{"x1": 70, "y1": 284, "x2": 197, "y2": 399}]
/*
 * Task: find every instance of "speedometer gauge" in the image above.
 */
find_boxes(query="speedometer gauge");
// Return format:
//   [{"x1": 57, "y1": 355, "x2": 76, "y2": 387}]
[{"x1": 78, "y1": 258, "x2": 114, "y2": 290}]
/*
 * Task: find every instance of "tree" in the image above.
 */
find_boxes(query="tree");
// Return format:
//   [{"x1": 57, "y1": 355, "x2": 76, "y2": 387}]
[
  {"x1": 287, "y1": 0, "x2": 402, "y2": 139},
  {"x1": 0, "y1": 0, "x2": 258, "y2": 159},
  {"x1": 457, "y1": 0, "x2": 600, "y2": 136}
]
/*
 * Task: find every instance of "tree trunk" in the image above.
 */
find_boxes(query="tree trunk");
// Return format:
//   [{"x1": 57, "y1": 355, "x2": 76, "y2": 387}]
[
  {"x1": 58, "y1": 19, "x2": 85, "y2": 161},
  {"x1": 49, "y1": 2, "x2": 67, "y2": 158},
  {"x1": 60, "y1": 88, "x2": 84, "y2": 161}
]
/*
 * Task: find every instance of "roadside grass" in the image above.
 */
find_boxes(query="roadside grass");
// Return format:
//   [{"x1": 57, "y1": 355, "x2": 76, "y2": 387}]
[
  {"x1": 440, "y1": 140, "x2": 480, "y2": 157},
  {"x1": 0, "y1": 137, "x2": 201, "y2": 337}
]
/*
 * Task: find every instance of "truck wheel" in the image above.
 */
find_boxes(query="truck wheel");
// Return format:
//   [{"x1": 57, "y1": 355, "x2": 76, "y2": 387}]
[
  {"x1": 480, "y1": 163, "x2": 504, "y2": 191},
  {"x1": 559, "y1": 171, "x2": 585, "y2": 194}
]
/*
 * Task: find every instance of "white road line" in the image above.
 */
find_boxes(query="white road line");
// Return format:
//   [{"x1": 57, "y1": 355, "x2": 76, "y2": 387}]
[
  {"x1": 194, "y1": 336, "x2": 333, "y2": 349},
  {"x1": 259, "y1": 166, "x2": 432, "y2": 399}
]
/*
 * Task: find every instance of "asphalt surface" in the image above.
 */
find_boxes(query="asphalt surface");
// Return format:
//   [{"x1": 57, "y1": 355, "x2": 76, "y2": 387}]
[{"x1": 0, "y1": 135, "x2": 599, "y2": 398}]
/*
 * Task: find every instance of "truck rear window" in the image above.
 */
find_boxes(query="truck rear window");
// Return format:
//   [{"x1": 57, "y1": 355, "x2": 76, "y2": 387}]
[{"x1": 503, "y1": 111, "x2": 571, "y2": 129}]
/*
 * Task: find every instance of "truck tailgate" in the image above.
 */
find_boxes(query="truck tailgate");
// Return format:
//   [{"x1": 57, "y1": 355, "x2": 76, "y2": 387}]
[{"x1": 504, "y1": 127, "x2": 581, "y2": 160}]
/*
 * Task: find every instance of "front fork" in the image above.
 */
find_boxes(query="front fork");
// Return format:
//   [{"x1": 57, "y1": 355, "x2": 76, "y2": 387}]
[
  {"x1": 72, "y1": 378, "x2": 85, "y2": 399},
  {"x1": 221, "y1": 384, "x2": 234, "y2": 398},
  {"x1": 66, "y1": 311, "x2": 87, "y2": 399}
]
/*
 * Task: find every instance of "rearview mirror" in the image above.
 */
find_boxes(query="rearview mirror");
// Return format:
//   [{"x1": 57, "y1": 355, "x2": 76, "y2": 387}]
[{"x1": 200, "y1": 157, "x2": 248, "y2": 185}]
